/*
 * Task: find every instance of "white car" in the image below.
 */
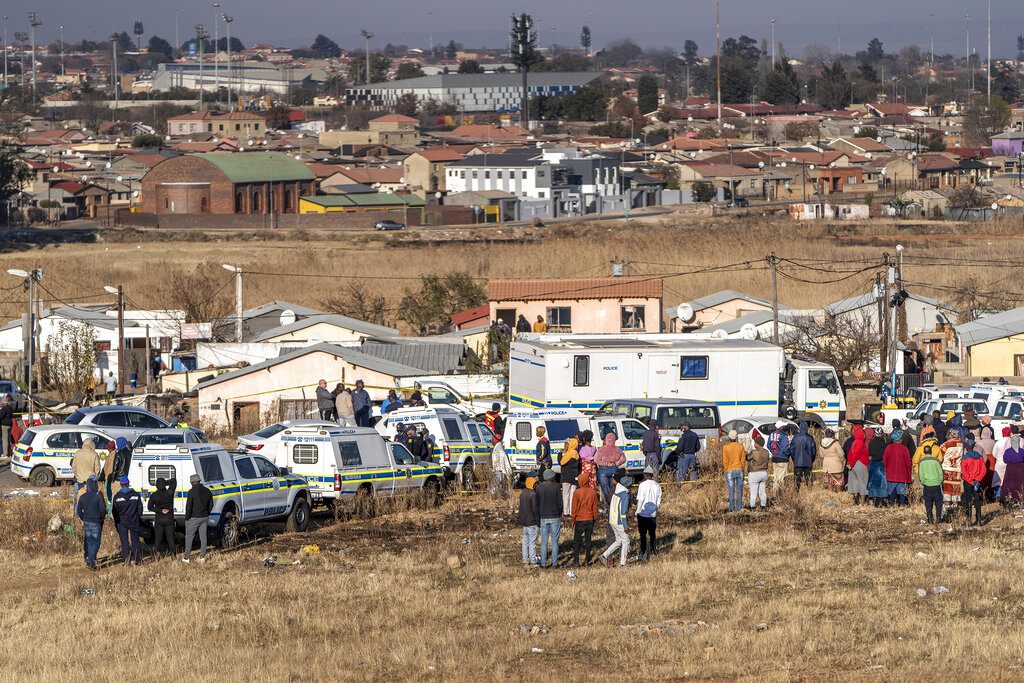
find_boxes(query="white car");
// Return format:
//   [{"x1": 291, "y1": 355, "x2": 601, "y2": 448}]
[
  {"x1": 11, "y1": 425, "x2": 117, "y2": 487},
  {"x1": 237, "y1": 420, "x2": 340, "y2": 458},
  {"x1": 134, "y1": 428, "x2": 208, "y2": 448},
  {"x1": 720, "y1": 417, "x2": 798, "y2": 451}
]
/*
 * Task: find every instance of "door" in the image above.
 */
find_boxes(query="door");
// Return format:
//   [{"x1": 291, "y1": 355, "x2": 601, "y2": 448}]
[
  {"x1": 126, "y1": 411, "x2": 166, "y2": 440},
  {"x1": 803, "y1": 369, "x2": 841, "y2": 423},
  {"x1": 390, "y1": 443, "x2": 417, "y2": 492},
  {"x1": 252, "y1": 456, "x2": 288, "y2": 517},
  {"x1": 465, "y1": 422, "x2": 490, "y2": 460},
  {"x1": 1015, "y1": 354, "x2": 1024, "y2": 376},
  {"x1": 619, "y1": 419, "x2": 649, "y2": 470},
  {"x1": 233, "y1": 456, "x2": 264, "y2": 521},
  {"x1": 233, "y1": 402, "x2": 261, "y2": 434}
]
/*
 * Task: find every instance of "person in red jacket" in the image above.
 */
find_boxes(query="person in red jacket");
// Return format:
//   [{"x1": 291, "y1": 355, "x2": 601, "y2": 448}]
[
  {"x1": 960, "y1": 437, "x2": 986, "y2": 525},
  {"x1": 882, "y1": 428, "x2": 913, "y2": 507}
]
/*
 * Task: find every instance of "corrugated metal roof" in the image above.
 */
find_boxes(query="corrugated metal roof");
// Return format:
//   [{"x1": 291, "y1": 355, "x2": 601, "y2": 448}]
[
  {"x1": 957, "y1": 307, "x2": 1024, "y2": 347},
  {"x1": 361, "y1": 72, "x2": 601, "y2": 90},
  {"x1": 195, "y1": 152, "x2": 316, "y2": 183},
  {"x1": 359, "y1": 340, "x2": 465, "y2": 373},
  {"x1": 686, "y1": 289, "x2": 783, "y2": 313},
  {"x1": 489, "y1": 277, "x2": 663, "y2": 302},
  {"x1": 251, "y1": 314, "x2": 398, "y2": 340}
]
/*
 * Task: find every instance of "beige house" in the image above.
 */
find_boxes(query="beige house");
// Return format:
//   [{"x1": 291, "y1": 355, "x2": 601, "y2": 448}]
[
  {"x1": 488, "y1": 278, "x2": 664, "y2": 334},
  {"x1": 166, "y1": 109, "x2": 266, "y2": 139},
  {"x1": 319, "y1": 114, "x2": 421, "y2": 148},
  {"x1": 403, "y1": 148, "x2": 465, "y2": 193},
  {"x1": 670, "y1": 289, "x2": 785, "y2": 332},
  {"x1": 196, "y1": 343, "x2": 423, "y2": 430}
]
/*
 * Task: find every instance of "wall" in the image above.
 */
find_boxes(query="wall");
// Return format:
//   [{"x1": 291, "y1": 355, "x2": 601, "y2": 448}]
[
  {"x1": 118, "y1": 208, "x2": 424, "y2": 229},
  {"x1": 967, "y1": 335, "x2": 1024, "y2": 377},
  {"x1": 489, "y1": 298, "x2": 661, "y2": 334},
  {"x1": 259, "y1": 322, "x2": 372, "y2": 344},
  {"x1": 694, "y1": 299, "x2": 773, "y2": 327}
]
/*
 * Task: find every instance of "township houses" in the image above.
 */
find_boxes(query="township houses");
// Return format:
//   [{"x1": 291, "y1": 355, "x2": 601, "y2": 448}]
[
  {"x1": 488, "y1": 277, "x2": 664, "y2": 334},
  {"x1": 669, "y1": 290, "x2": 784, "y2": 332},
  {"x1": 165, "y1": 109, "x2": 267, "y2": 139},
  {"x1": 956, "y1": 307, "x2": 1024, "y2": 377},
  {"x1": 403, "y1": 148, "x2": 466, "y2": 193}
]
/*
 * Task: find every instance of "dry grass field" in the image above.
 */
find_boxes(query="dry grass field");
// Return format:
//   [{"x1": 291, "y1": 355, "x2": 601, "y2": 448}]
[
  {"x1": 1, "y1": 214, "x2": 1023, "y2": 327},
  {"x1": 3, "y1": 478, "x2": 1024, "y2": 681}
]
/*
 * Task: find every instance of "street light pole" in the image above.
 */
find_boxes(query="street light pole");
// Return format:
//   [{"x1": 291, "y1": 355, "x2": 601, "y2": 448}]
[
  {"x1": 223, "y1": 14, "x2": 234, "y2": 110},
  {"x1": 2, "y1": 17, "x2": 7, "y2": 91},
  {"x1": 361, "y1": 29, "x2": 374, "y2": 86},
  {"x1": 60, "y1": 25, "x2": 64, "y2": 77},
  {"x1": 715, "y1": 0, "x2": 721, "y2": 123},
  {"x1": 213, "y1": 3, "x2": 220, "y2": 98},
  {"x1": 104, "y1": 285, "x2": 125, "y2": 395},
  {"x1": 28, "y1": 11, "x2": 40, "y2": 95},
  {"x1": 222, "y1": 264, "x2": 243, "y2": 341},
  {"x1": 770, "y1": 19, "x2": 776, "y2": 68}
]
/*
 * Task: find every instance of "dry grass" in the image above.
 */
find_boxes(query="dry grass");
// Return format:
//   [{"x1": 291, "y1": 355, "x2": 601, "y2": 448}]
[
  {"x1": 3, "y1": 479, "x2": 1024, "y2": 680},
  {"x1": 4, "y1": 216, "x2": 1024, "y2": 328}
]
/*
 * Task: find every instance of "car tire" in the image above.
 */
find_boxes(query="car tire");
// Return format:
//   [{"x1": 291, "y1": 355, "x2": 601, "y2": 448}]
[
  {"x1": 461, "y1": 460, "x2": 475, "y2": 489},
  {"x1": 423, "y1": 477, "x2": 442, "y2": 506},
  {"x1": 217, "y1": 507, "x2": 240, "y2": 549},
  {"x1": 286, "y1": 497, "x2": 311, "y2": 533},
  {"x1": 29, "y1": 466, "x2": 55, "y2": 487}
]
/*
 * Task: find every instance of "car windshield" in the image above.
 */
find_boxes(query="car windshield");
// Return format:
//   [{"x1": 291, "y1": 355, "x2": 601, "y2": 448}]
[
  {"x1": 657, "y1": 406, "x2": 719, "y2": 430},
  {"x1": 254, "y1": 423, "x2": 286, "y2": 439},
  {"x1": 135, "y1": 433, "x2": 185, "y2": 447},
  {"x1": 64, "y1": 410, "x2": 85, "y2": 425}
]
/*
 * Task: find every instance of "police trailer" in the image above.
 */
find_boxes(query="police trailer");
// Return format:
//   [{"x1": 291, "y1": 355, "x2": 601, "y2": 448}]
[{"x1": 509, "y1": 334, "x2": 846, "y2": 428}]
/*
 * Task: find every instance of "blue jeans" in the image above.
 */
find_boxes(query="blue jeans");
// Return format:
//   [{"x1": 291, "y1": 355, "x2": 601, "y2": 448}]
[
  {"x1": 726, "y1": 470, "x2": 744, "y2": 512},
  {"x1": 539, "y1": 517, "x2": 561, "y2": 567},
  {"x1": 676, "y1": 453, "x2": 698, "y2": 482},
  {"x1": 644, "y1": 452, "x2": 661, "y2": 474},
  {"x1": 83, "y1": 521, "x2": 102, "y2": 567},
  {"x1": 597, "y1": 466, "x2": 617, "y2": 501},
  {"x1": 521, "y1": 525, "x2": 539, "y2": 564}
]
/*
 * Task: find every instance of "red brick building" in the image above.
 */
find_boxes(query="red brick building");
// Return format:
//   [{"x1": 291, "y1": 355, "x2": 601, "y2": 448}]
[{"x1": 139, "y1": 152, "x2": 316, "y2": 215}]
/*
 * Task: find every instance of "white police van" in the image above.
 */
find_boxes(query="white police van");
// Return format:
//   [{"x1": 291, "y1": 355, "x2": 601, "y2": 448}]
[
  {"x1": 129, "y1": 442, "x2": 311, "y2": 548},
  {"x1": 374, "y1": 406, "x2": 494, "y2": 486},
  {"x1": 10, "y1": 426, "x2": 116, "y2": 487},
  {"x1": 255, "y1": 423, "x2": 446, "y2": 505}
]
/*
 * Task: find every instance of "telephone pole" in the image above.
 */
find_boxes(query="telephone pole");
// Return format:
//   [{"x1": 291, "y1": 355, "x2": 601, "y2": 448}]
[
  {"x1": 880, "y1": 254, "x2": 890, "y2": 374},
  {"x1": 768, "y1": 253, "x2": 779, "y2": 345},
  {"x1": 28, "y1": 11, "x2": 40, "y2": 95},
  {"x1": 876, "y1": 271, "x2": 886, "y2": 374}
]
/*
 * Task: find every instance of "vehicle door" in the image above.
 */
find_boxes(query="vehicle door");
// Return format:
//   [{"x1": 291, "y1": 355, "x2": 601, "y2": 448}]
[
  {"x1": 193, "y1": 453, "x2": 227, "y2": 518},
  {"x1": 507, "y1": 419, "x2": 538, "y2": 472},
  {"x1": 804, "y1": 369, "x2": 842, "y2": 423},
  {"x1": 43, "y1": 430, "x2": 80, "y2": 479},
  {"x1": 618, "y1": 418, "x2": 650, "y2": 470},
  {"x1": 334, "y1": 439, "x2": 366, "y2": 495},
  {"x1": 253, "y1": 456, "x2": 289, "y2": 517},
  {"x1": 390, "y1": 442, "x2": 418, "y2": 492},
  {"x1": 439, "y1": 415, "x2": 469, "y2": 468},
  {"x1": 465, "y1": 422, "x2": 491, "y2": 460},
  {"x1": 90, "y1": 410, "x2": 130, "y2": 438},
  {"x1": 233, "y1": 456, "x2": 265, "y2": 521},
  {"x1": 126, "y1": 411, "x2": 167, "y2": 440},
  {"x1": 288, "y1": 440, "x2": 324, "y2": 492}
]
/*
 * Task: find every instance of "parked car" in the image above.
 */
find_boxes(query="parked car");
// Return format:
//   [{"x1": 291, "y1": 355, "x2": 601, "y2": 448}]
[
  {"x1": 133, "y1": 428, "x2": 208, "y2": 449},
  {"x1": 0, "y1": 380, "x2": 28, "y2": 412},
  {"x1": 64, "y1": 406, "x2": 206, "y2": 443},
  {"x1": 728, "y1": 197, "x2": 750, "y2": 208},
  {"x1": 237, "y1": 419, "x2": 340, "y2": 459},
  {"x1": 720, "y1": 417, "x2": 798, "y2": 451},
  {"x1": 374, "y1": 219, "x2": 405, "y2": 231},
  {"x1": 10, "y1": 425, "x2": 117, "y2": 487}
]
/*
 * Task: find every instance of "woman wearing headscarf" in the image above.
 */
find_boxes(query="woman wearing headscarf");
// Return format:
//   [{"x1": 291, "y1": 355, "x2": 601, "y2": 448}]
[
  {"x1": 993, "y1": 426, "x2": 1014, "y2": 498},
  {"x1": 559, "y1": 434, "x2": 581, "y2": 517},
  {"x1": 977, "y1": 424, "x2": 997, "y2": 498},
  {"x1": 999, "y1": 432, "x2": 1024, "y2": 505},
  {"x1": 845, "y1": 425, "x2": 869, "y2": 504},
  {"x1": 883, "y1": 424, "x2": 913, "y2": 507},
  {"x1": 578, "y1": 430, "x2": 597, "y2": 490},
  {"x1": 867, "y1": 427, "x2": 889, "y2": 506},
  {"x1": 594, "y1": 433, "x2": 626, "y2": 502},
  {"x1": 940, "y1": 428, "x2": 964, "y2": 505},
  {"x1": 819, "y1": 429, "x2": 846, "y2": 492},
  {"x1": 960, "y1": 437, "x2": 985, "y2": 524}
]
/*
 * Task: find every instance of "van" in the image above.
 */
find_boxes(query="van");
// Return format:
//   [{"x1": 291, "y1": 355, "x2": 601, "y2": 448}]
[
  {"x1": 595, "y1": 398, "x2": 721, "y2": 462},
  {"x1": 374, "y1": 406, "x2": 494, "y2": 486}
]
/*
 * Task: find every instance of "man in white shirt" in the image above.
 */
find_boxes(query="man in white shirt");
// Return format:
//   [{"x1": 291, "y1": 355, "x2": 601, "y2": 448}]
[
  {"x1": 635, "y1": 466, "x2": 662, "y2": 561},
  {"x1": 105, "y1": 371, "x2": 117, "y2": 397}
]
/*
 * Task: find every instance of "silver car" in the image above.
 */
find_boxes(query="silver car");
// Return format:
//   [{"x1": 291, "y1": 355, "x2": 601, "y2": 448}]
[{"x1": 64, "y1": 406, "x2": 206, "y2": 443}]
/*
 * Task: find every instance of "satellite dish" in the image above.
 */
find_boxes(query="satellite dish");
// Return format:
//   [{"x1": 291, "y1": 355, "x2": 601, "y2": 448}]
[
  {"x1": 279, "y1": 309, "x2": 297, "y2": 327},
  {"x1": 712, "y1": 329, "x2": 729, "y2": 339},
  {"x1": 936, "y1": 313, "x2": 946, "y2": 325},
  {"x1": 675, "y1": 303, "x2": 695, "y2": 324},
  {"x1": 739, "y1": 323, "x2": 758, "y2": 340}
]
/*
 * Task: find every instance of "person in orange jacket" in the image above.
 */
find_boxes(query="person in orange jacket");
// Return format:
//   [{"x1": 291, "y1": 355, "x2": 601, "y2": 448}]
[{"x1": 960, "y1": 437, "x2": 986, "y2": 526}]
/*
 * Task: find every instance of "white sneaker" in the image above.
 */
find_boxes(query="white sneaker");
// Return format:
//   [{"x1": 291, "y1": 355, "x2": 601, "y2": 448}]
[
  {"x1": 180, "y1": 557, "x2": 190, "y2": 564},
  {"x1": 198, "y1": 557, "x2": 207, "y2": 563}
]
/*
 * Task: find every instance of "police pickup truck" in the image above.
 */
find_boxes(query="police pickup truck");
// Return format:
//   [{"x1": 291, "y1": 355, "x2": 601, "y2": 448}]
[
  {"x1": 374, "y1": 406, "x2": 494, "y2": 486},
  {"x1": 129, "y1": 442, "x2": 311, "y2": 548},
  {"x1": 245, "y1": 424, "x2": 446, "y2": 505}
]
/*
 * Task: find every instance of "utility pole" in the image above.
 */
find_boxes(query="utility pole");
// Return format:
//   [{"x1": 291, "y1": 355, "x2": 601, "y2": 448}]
[
  {"x1": 2, "y1": 16, "x2": 7, "y2": 92},
  {"x1": 769, "y1": 252, "x2": 779, "y2": 345},
  {"x1": 715, "y1": 0, "x2": 722, "y2": 123},
  {"x1": 876, "y1": 271, "x2": 886, "y2": 374},
  {"x1": 116, "y1": 286, "x2": 124, "y2": 394},
  {"x1": 28, "y1": 11, "x2": 40, "y2": 95},
  {"x1": 222, "y1": 264, "x2": 243, "y2": 341},
  {"x1": 511, "y1": 14, "x2": 535, "y2": 131},
  {"x1": 770, "y1": 19, "x2": 776, "y2": 68},
  {"x1": 223, "y1": 14, "x2": 233, "y2": 110},
  {"x1": 213, "y1": 3, "x2": 220, "y2": 97},
  {"x1": 144, "y1": 324, "x2": 151, "y2": 393},
  {"x1": 60, "y1": 25, "x2": 64, "y2": 77},
  {"x1": 111, "y1": 33, "x2": 120, "y2": 109},
  {"x1": 881, "y1": 253, "x2": 890, "y2": 375},
  {"x1": 987, "y1": 0, "x2": 991, "y2": 101},
  {"x1": 196, "y1": 24, "x2": 208, "y2": 107},
  {"x1": 896, "y1": 244, "x2": 907, "y2": 342}
]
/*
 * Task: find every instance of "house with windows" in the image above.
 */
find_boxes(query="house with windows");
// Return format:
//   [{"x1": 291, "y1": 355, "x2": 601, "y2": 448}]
[
  {"x1": 166, "y1": 110, "x2": 267, "y2": 139},
  {"x1": 957, "y1": 307, "x2": 1024, "y2": 376},
  {"x1": 488, "y1": 277, "x2": 663, "y2": 334}
]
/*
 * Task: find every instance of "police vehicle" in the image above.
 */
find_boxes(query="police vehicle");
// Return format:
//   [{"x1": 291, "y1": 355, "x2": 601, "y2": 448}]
[
  {"x1": 258, "y1": 423, "x2": 445, "y2": 505},
  {"x1": 374, "y1": 406, "x2": 494, "y2": 486},
  {"x1": 11, "y1": 425, "x2": 116, "y2": 487},
  {"x1": 128, "y1": 442, "x2": 311, "y2": 548},
  {"x1": 236, "y1": 419, "x2": 340, "y2": 460}
]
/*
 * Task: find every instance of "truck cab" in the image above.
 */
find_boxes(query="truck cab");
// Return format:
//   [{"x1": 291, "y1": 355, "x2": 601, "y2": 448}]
[{"x1": 783, "y1": 359, "x2": 846, "y2": 427}]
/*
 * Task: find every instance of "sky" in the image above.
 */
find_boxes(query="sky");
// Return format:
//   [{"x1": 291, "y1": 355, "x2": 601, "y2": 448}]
[{"x1": 2, "y1": 0, "x2": 1020, "y2": 59}]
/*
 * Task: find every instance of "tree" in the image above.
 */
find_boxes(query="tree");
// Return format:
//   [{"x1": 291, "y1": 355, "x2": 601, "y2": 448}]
[
  {"x1": 992, "y1": 63, "x2": 1022, "y2": 105},
  {"x1": 116, "y1": 32, "x2": 134, "y2": 53},
  {"x1": 533, "y1": 85, "x2": 607, "y2": 121},
  {"x1": 215, "y1": 37, "x2": 245, "y2": 52},
  {"x1": 692, "y1": 180, "x2": 716, "y2": 203},
  {"x1": 457, "y1": 59, "x2": 485, "y2": 74},
  {"x1": 147, "y1": 35, "x2": 174, "y2": 60},
  {"x1": 854, "y1": 126, "x2": 878, "y2": 139},
  {"x1": 398, "y1": 272, "x2": 487, "y2": 335},
  {"x1": 170, "y1": 261, "x2": 236, "y2": 341},
  {"x1": 310, "y1": 34, "x2": 341, "y2": 58},
  {"x1": 46, "y1": 322, "x2": 97, "y2": 402},
  {"x1": 132, "y1": 133, "x2": 163, "y2": 148},
  {"x1": 445, "y1": 40, "x2": 458, "y2": 60},
  {"x1": 950, "y1": 276, "x2": 1015, "y2": 323},
  {"x1": 322, "y1": 281, "x2": 391, "y2": 327},
  {"x1": 718, "y1": 58, "x2": 754, "y2": 103},
  {"x1": 721, "y1": 35, "x2": 761, "y2": 71},
  {"x1": 816, "y1": 60, "x2": 853, "y2": 109},
  {"x1": 963, "y1": 95, "x2": 1011, "y2": 145},
  {"x1": 682, "y1": 40, "x2": 699, "y2": 66},
  {"x1": 866, "y1": 38, "x2": 885, "y2": 63},
  {"x1": 394, "y1": 92, "x2": 420, "y2": 117},
  {"x1": 785, "y1": 313, "x2": 881, "y2": 375},
  {"x1": 858, "y1": 62, "x2": 878, "y2": 83},
  {"x1": 533, "y1": 53, "x2": 592, "y2": 72},
  {"x1": 394, "y1": 62, "x2": 425, "y2": 80},
  {"x1": 637, "y1": 75, "x2": 659, "y2": 114},
  {"x1": 347, "y1": 53, "x2": 390, "y2": 85},
  {"x1": 923, "y1": 132, "x2": 946, "y2": 152},
  {"x1": 763, "y1": 60, "x2": 801, "y2": 105},
  {"x1": 0, "y1": 145, "x2": 34, "y2": 226},
  {"x1": 601, "y1": 39, "x2": 643, "y2": 66},
  {"x1": 580, "y1": 25, "x2": 592, "y2": 53},
  {"x1": 783, "y1": 121, "x2": 820, "y2": 141}
]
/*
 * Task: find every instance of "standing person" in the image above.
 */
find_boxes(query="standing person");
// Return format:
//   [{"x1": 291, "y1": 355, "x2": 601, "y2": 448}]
[
  {"x1": 316, "y1": 380, "x2": 335, "y2": 421},
  {"x1": 594, "y1": 433, "x2": 626, "y2": 501},
  {"x1": 918, "y1": 415, "x2": 936, "y2": 443},
  {"x1": 746, "y1": 435, "x2": 770, "y2": 510},
  {"x1": 913, "y1": 432, "x2": 940, "y2": 477},
  {"x1": 918, "y1": 445, "x2": 944, "y2": 525},
  {"x1": 845, "y1": 425, "x2": 870, "y2": 504},
  {"x1": 103, "y1": 437, "x2": 131, "y2": 513},
  {"x1": 960, "y1": 437, "x2": 985, "y2": 525},
  {"x1": 790, "y1": 421, "x2": 817, "y2": 491},
  {"x1": 147, "y1": 476, "x2": 177, "y2": 559},
  {"x1": 105, "y1": 371, "x2": 117, "y2": 397},
  {"x1": 71, "y1": 437, "x2": 102, "y2": 503},
  {"x1": 671, "y1": 422, "x2": 701, "y2": 483},
  {"x1": 351, "y1": 380, "x2": 372, "y2": 427},
  {"x1": 182, "y1": 474, "x2": 212, "y2": 564},
  {"x1": 75, "y1": 475, "x2": 105, "y2": 569},
  {"x1": 559, "y1": 434, "x2": 580, "y2": 517},
  {"x1": 962, "y1": 406, "x2": 981, "y2": 433},
  {"x1": 532, "y1": 315, "x2": 547, "y2": 333},
  {"x1": 172, "y1": 412, "x2": 189, "y2": 430},
  {"x1": 768, "y1": 422, "x2": 792, "y2": 496},
  {"x1": 579, "y1": 430, "x2": 597, "y2": 489},
  {"x1": 483, "y1": 404, "x2": 505, "y2": 444},
  {"x1": 892, "y1": 419, "x2": 916, "y2": 453},
  {"x1": 978, "y1": 423, "x2": 997, "y2": 499},
  {"x1": 992, "y1": 426, "x2": 1013, "y2": 498},
  {"x1": 517, "y1": 472, "x2": 540, "y2": 566},
  {"x1": 635, "y1": 467, "x2": 662, "y2": 560},
  {"x1": 999, "y1": 433, "x2": 1024, "y2": 504},
  {"x1": 536, "y1": 470, "x2": 563, "y2": 568},
  {"x1": 0, "y1": 394, "x2": 12, "y2": 461},
  {"x1": 940, "y1": 429, "x2": 964, "y2": 506},
  {"x1": 599, "y1": 473, "x2": 633, "y2": 568},
  {"x1": 931, "y1": 410, "x2": 948, "y2": 444},
  {"x1": 515, "y1": 314, "x2": 531, "y2": 334},
  {"x1": 883, "y1": 427, "x2": 913, "y2": 507},
  {"x1": 867, "y1": 428, "x2": 889, "y2": 506},
  {"x1": 111, "y1": 476, "x2": 144, "y2": 566},
  {"x1": 641, "y1": 420, "x2": 662, "y2": 474},
  {"x1": 334, "y1": 384, "x2": 355, "y2": 427},
  {"x1": 820, "y1": 429, "x2": 845, "y2": 492},
  {"x1": 570, "y1": 470, "x2": 598, "y2": 567},
  {"x1": 381, "y1": 390, "x2": 404, "y2": 414},
  {"x1": 535, "y1": 426, "x2": 552, "y2": 476},
  {"x1": 722, "y1": 430, "x2": 746, "y2": 513}
]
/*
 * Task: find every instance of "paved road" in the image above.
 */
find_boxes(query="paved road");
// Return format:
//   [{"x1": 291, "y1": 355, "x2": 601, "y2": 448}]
[{"x1": 0, "y1": 458, "x2": 29, "y2": 490}]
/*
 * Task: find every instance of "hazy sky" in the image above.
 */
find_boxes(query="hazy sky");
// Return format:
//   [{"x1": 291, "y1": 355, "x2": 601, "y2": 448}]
[{"x1": 2, "y1": 0, "x2": 1019, "y2": 58}]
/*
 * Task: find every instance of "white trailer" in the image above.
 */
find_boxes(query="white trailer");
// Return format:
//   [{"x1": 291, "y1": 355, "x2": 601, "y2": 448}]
[{"x1": 509, "y1": 334, "x2": 846, "y2": 427}]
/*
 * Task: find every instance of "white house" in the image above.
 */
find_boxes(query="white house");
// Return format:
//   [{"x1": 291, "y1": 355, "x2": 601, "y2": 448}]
[{"x1": 445, "y1": 148, "x2": 620, "y2": 200}]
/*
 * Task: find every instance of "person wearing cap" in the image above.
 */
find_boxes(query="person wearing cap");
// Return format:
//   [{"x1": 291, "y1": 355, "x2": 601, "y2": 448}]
[
  {"x1": 381, "y1": 389, "x2": 404, "y2": 415},
  {"x1": 641, "y1": 420, "x2": 662, "y2": 474},
  {"x1": 111, "y1": 475, "x2": 144, "y2": 565},
  {"x1": 536, "y1": 469, "x2": 563, "y2": 568},
  {"x1": 635, "y1": 466, "x2": 662, "y2": 560},
  {"x1": 722, "y1": 430, "x2": 746, "y2": 512},
  {"x1": 746, "y1": 435, "x2": 771, "y2": 509},
  {"x1": 172, "y1": 412, "x2": 189, "y2": 430},
  {"x1": 931, "y1": 410, "x2": 947, "y2": 444},
  {"x1": 483, "y1": 403, "x2": 505, "y2": 444},
  {"x1": 962, "y1": 406, "x2": 981, "y2": 432},
  {"x1": 147, "y1": 475, "x2": 178, "y2": 559},
  {"x1": 767, "y1": 421, "x2": 792, "y2": 496},
  {"x1": 570, "y1": 470, "x2": 598, "y2": 567},
  {"x1": 517, "y1": 472, "x2": 541, "y2": 566},
  {"x1": 599, "y1": 472, "x2": 633, "y2": 568},
  {"x1": 396, "y1": 423, "x2": 414, "y2": 450},
  {"x1": 183, "y1": 474, "x2": 213, "y2": 564},
  {"x1": 75, "y1": 475, "x2": 106, "y2": 569},
  {"x1": 351, "y1": 380, "x2": 372, "y2": 427},
  {"x1": 670, "y1": 422, "x2": 701, "y2": 483}
]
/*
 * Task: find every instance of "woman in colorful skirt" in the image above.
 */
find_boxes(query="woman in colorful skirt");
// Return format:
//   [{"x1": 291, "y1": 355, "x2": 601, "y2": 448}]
[
  {"x1": 940, "y1": 428, "x2": 964, "y2": 505},
  {"x1": 578, "y1": 430, "x2": 597, "y2": 489}
]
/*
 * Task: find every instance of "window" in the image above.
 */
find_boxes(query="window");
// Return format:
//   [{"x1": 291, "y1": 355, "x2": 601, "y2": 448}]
[
  {"x1": 657, "y1": 406, "x2": 720, "y2": 430},
  {"x1": 235, "y1": 458, "x2": 258, "y2": 479},
  {"x1": 621, "y1": 305, "x2": 645, "y2": 330},
  {"x1": 199, "y1": 196, "x2": 209, "y2": 213},
  {"x1": 128, "y1": 412, "x2": 165, "y2": 429},
  {"x1": 391, "y1": 443, "x2": 416, "y2": 465},
  {"x1": 65, "y1": 411, "x2": 85, "y2": 425},
  {"x1": 631, "y1": 405, "x2": 651, "y2": 421},
  {"x1": 622, "y1": 420, "x2": 648, "y2": 441},
  {"x1": 46, "y1": 432, "x2": 79, "y2": 449},
  {"x1": 538, "y1": 191, "x2": 546, "y2": 198},
  {"x1": 235, "y1": 193, "x2": 244, "y2": 212},
  {"x1": 148, "y1": 465, "x2": 176, "y2": 485},
  {"x1": 460, "y1": 171, "x2": 465, "y2": 178},
  {"x1": 749, "y1": 179, "x2": 757, "y2": 188},
  {"x1": 338, "y1": 441, "x2": 362, "y2": 467},
  {"x1": 441, "y1": 417, "x2": 464, "y2": 441},
  {"x1": 808, "y1": 370, "x2": 839, "y2": 393},
  {"x1": 521, "y1": 171, "x2": 527, "y2": 179},
  {"x1": 544, "y1": 419, "x2": 582, "y2": 442},
  {"x1": 722, "y1": 420, "x2": 752, "y2": 435},
  {"x1": 254, "y1": 457, "x2": 279, "y2": 477},
  {"x1": 94, "y1": 341, "x2": 111, "y2": 352},
  {"x1": 497, "y1": 171, "x2": 503, "y2": 179},
  {"x1": 679, "y1": 356, "x2": 708, "y2": 379},
  {"x1": 466, "y1": 423, "x2": 481, "y2": 442},
  {"x1": 515, "y1": 421, "x2": 533, "y2": 441},
  {"x1": 292, "y1": 444, "x2": 318, "y2": 464},
  {"x1": 573, "y1": 355, "x2": 590, "y2": 387},
  {"x1": 93, "y1": 411, "x2": 128, "y2": 427},
  {"x1": 199, "y1": 455, "x2": 224, "y2": 482},
  {"x1": 547, "y1": 306, "x2": 571, "y2": 332},
  {"x1": 596, "y1": 421, "x2": 618, "y2": 441},
  {"x1": 252, "y1": 191, "x2": 260, "y2": 212},
  {"x1": 254, "y1": 423, "x2": 286, "y2": 439},
  {"x1": 484, "y1": 171, "x2": 490, "y2": 179},
  {"x1": 472, "y1": 171, "x2": 478, "y2": 179},
  {"x1": 235, "y1": 124, "x2": 240, "y2": 131},
  {"x1": 134, "y1": 433, "x2": 184, "y2": 447},
  {"x1": 284, "y1": 189, "x2": 293, "y2": 211},
  {"x1": 426, "y1": 388, "x2": 457, "y2": 404}
]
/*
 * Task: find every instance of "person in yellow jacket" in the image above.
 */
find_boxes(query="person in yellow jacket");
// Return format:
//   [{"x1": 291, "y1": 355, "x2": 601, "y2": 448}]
[
  {"x1": 71, "y1": 438, "x2": 101, "y2": 503},
  {"x1": 722, "y1": 430, "x2": 747, "y2": 513},
  {"x1": 913, "y1": 436, "x2": 939, "y2": 475},
  {"x1": 559, "y1": 435, "x2": 581, "y2": 517}
]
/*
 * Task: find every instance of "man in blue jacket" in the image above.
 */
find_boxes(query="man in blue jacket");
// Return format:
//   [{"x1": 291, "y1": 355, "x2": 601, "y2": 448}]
[
  {"x1": 75, "y1": 475, "x2": 106, "y2": 569},
  {"x1": 790, "y1": 421, "x2": 817, "y2": 491},
  {"x1": 672, "y1": 422, "x2": 701, "y2": 483},
  {"x1": 112, "y1": 476, "x2": 144, "y2": 565}
]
